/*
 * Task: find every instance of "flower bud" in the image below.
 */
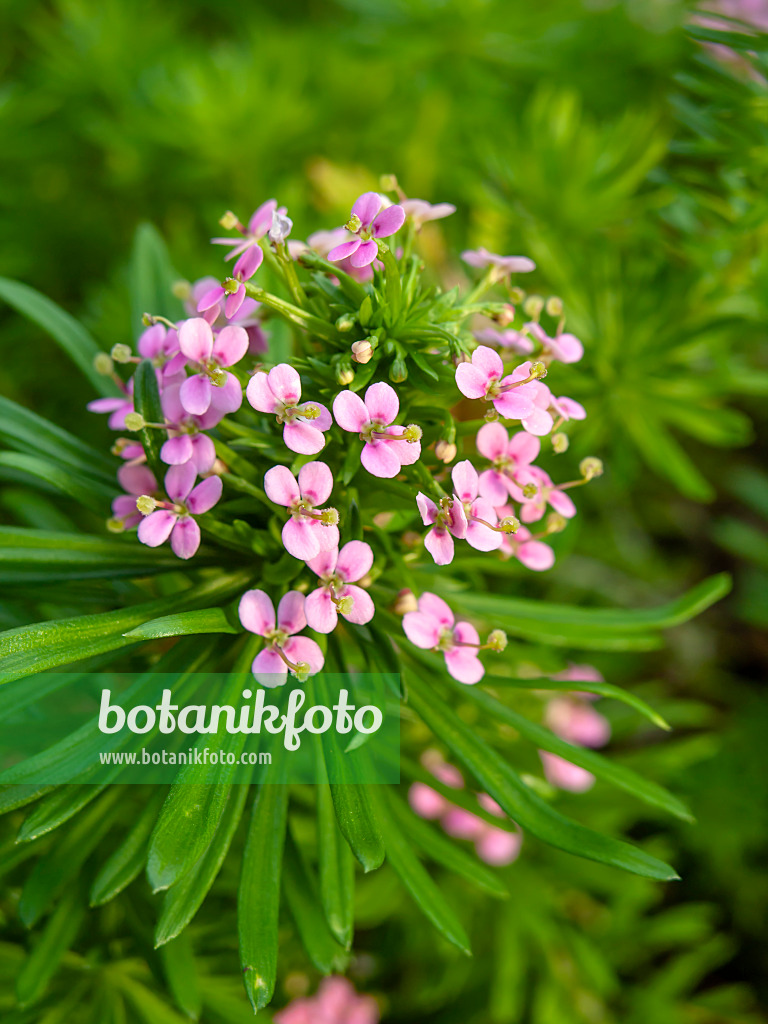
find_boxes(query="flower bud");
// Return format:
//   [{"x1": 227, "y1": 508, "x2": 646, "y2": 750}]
[
  {"x1": 579, "y1": 457, "x2": 604, "y2": 481},
  {"x1": 435, "y1": 439, "x2": 457, "y2": 464},
  {"x1": 522, "y1": 482, "x2": 537, "y2": 500},
  {"x1": 94, "y1": 352, "x2": 114, "y2": 375},
  {"x1": 546, "y1": 512, "x2": 567, "y2": 533},
  {"x1": 393, "y1": 588, "x2": 418, "y2": 615},
  {"x1": 484, "y1": 408, "x2": 500, "y2": 423},
  {"x1": 335, "y1": 357, "x2": 355, "y2": 386},
  {"x1": 389, "y1": 355, "x2": 408, "y2": 383},
  {"x1": 111, "y1": 344, "x2": 133, "y2": 364},
  {"x1": 209, "y1": 367, "x2": 227, "y2": 387},
  {"x1": 508, "y1": 286, "x2": 526, "y2": 305},
  {"x1": 523, "y1": 295, "x2": 545, "y2": 319},
  {"x1": 499, "y1": 515, "x2": 520, "y2": 534},
  {"x1": 124, "y1": 412, "x2": 146, "y2": 432},
  {"x1": 453, "y1": 351, "x2": 471, "y2": 367},
  {"x1": 136, "y1": 495, "x2": 157, "y2": 515},
  {"x1": 111, "y1": 438, "x2": 132, "y2": 456},
  {"x1": 336, "y1": 595, "x2": 354, "y2": 616},
  {"x1": 551, "y1": 432, "x2": 569, "y2": 453},
  {"x1": 335, "y1": 313, "x2": 356, "y2": 333},
  {"x1": 546, "y1": 296, "x2": 563, "y2": 317},
  {"x1": 106, "y1": 517, "x2": 125, "y2": 533},
  {"x1": 269, "y1": 211, "x2": 293, "y2": 243},
  {"x1": 142, "y1": 312, "x2": 156, "y2": 327},
  {"x1": 351, "y1": 339, "x2": 374, "y2": 364},
  {"x1": 496, "y1": 304, "x2": 516, "y2": 327},
  {"x1": 219, "y1": 210, "x2": 240, "y2": 230},
  {"x1": 529, "y1": 361, "x2": 547, "y2": 379},
  {"x1": 487, "y1": 629, "x2": 508, "y2": 652},
  {"x1": 321, "y1": 507, "x2": 339, "y2": 526},
  {"x1": 403, "y1": 424, "x2": 422, "y2": 443}
]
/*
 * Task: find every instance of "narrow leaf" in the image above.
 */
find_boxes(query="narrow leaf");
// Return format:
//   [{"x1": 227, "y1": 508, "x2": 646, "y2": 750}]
[{"x1": 282, "y1": 831, "x2": 348, "y2": 973}]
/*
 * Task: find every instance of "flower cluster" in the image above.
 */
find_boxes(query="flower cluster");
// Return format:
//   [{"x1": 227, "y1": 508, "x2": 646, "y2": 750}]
[{"x1": 91, "y1": 181, "x2": 602, "y2": 691}]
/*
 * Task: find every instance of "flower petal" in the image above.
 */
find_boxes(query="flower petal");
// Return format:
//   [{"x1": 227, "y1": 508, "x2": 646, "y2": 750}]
[
  {"x1": 478, "y1": 469, "x2": 508, "y2": 506},
  {"x1": 165, "y1": 462, "x2": 196, "y2": 502},
  {"x1": 361, "y1": 439, "x2": 401, "y2": 478},
  {"x1": 208, "y1": 373, "x2": 243, "y2": 415},
  {"x1": 160, "y1": 435, "x2": 194, "y2": 466},
  {"x1": 349, "y1": 239, "x2": 378, "y2": 267},
  {"x1": 252, "y1": 647, "x2": 288, "y2": 688},
  {"x1": 424, "y1": 527, "x2": 455, "y2": 565},
  {"x1": 372, "y1": 204, "x2": 405, "y2": 238},
  {"x1": 186, "y1": 474, "x2": 222, "y2": 514},
  {"x1": 305, "y1": 548, "x2": 337, "y2": 578},
  {"x1": 520, "y1": 406, "x2": 554, "y2": 436},
  {"x1": 283, "y1": 636, "x2": 325, "y2": 676},
  {"x1": 190, "y1": 433, "x2": 217, "y2": 473},
  {"x1": 179, "y1": 374, "x2": 212, "y2": 416},
  {"x1": 137, "y1": 509, "x2": 177, "y2": 548},
  {"x1": 475, "y1": 829, "x2": 522, "y2": 866},
  {"x1": 402, "y1": 610, "x2": 441, "y2": 649},
  {"x1": 239, "y1": 589, "x2": 276, "y2": 636},
  {"x1": 476, "y1": 422, "x2": 509, "y2": 461},
  {"x1": 493, "y1": 388, "x2": 535, "y2": 421},
  {"x1": 540, "y1": 752, "x2": 594, "y2": 792},
  {"x1": 283, "y1": 420, "x2": 326, "y2": 455},
  {"x1": 408, "y1": 782, "x2": 447, "y2": 820},
  {"x1": 277, "y1": 590, "x2": 307, "y2": 635},
  {"x1": 451, "y1": 460, "x2": 479, "y2": 503},
  {"x1": 364, "y1": 381, "x2": 399, "y2": 425},
  {"x1": 455, "y1": 362, "x2": 490, "y2": 399},
  {"x1": 213, "y1": 325, "x2": 249, "y2": 366},
  {"x1": 328, "y1": 239, "x2": 361, "y2": 262},
  {"x1": 516, "y1": 540, "x2": 555, "y2": 571},
  {"x1": 548, "y1": 489, "x2": 577, "y2": 517},
  {"x1": 508, "y1": 430, "x2": 540, "y2": 465},
  {"x1": 264, "y1": 465, "x2": 300, "y2": 506},
  {"x1": 268, "y1": 363, "x2": 302, "y2": 405},
  {"x1": 282, "y1": 519, "x2": 321, "y2": 560},
  {"x1": 233, "y1": 243, "x2": 263, "y2": 281},
  {"x1": 297, "y1": 401, "x2": 332, "y2": 432},
  {"x1": 332, "y1": 390, "x2": 370, "y2": 432},
  {"x1": 351, "y1": 192, "x2": 382, "y2": 227},
  {"x1": 467, "y1": 519, "x2": 503, "y2": 552},
  {"x1": 415, "y1": 491, "x2": 437, "y2": 526},
  {"x1": 298, "y1": 461, "x2": 333, "y2": 505},
  {"x1": 170, "y1": 516, "x2": 201, "y2": 559},
  {"x1": 418, "y1": 592, "x2": 454, "y2": 626},
  {"x1": 117, "y1": 463, "x2": 156, "y2": 495},
  {"x1": 444, "y1": 647, "x2": 485, "y2": 684},
  {"x1": 304, "y1": 587, "x2": 337, "y2": 633},
  {"x1": 340, "y1": 584, "x2": 374, "y2": 624},
  {"x1": 246, "y1": 371, "x2": 280, "y2": 413},
  {"x1": 178, "y1": 318, "x2": 213, "y2": 362},
  {"x1": 336, "y1": 540, "x2": 373, "y2": 582}
]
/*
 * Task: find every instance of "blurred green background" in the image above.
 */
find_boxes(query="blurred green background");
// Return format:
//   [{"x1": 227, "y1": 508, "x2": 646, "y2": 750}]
[{"x1": 1, "y1": 0, "x2": 767, "y2": 1020}]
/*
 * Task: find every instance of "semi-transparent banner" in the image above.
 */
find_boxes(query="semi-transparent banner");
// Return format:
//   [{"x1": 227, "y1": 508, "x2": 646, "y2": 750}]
[{"x1": 0, "y1": 672, "x2": 400, "y2": 785}]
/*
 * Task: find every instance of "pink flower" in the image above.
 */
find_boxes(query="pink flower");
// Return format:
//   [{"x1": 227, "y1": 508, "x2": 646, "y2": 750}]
[
  {"x1": 515, "y1": 363, "x2": 554, "y2": 436},
  {"x1": 274, "y1": 976, "x2": 379, "y2": 1024},
  {"x1": 455, "y1": 346, "x2": 538, "y2": 421},
  {"x1": 176, "y1": 318, "x2": 248, "y2": 417},
  {"x1": 475, "y1": 827, "x2": 523, "y2": 866},
  {"x1": 551, "y1": 395, "x2": 587, "y2": 421},
  {"x1": 474, "y1": 327, "x2": 534, "y2": 355},
  {"x1": 401, "y1": 198, "x2": 456, "y2": 228},
  {"x1": 408, "y1": 782, "x2": 449, "y2": 820},
  {"x1": 305, "y1": 541, "x2": 375, "y2": 633},
  {"x1": 264, "y1": 462, "x2": 339, "y2": 561},
  {"x1": 476, "y1": 422, "x2": 540, "y2": 506},
  {"x1": 328, "y1": 192, "x2": 405, "y2": 269},
  {"x1": 137, "y1": 323, "x2": 188, "y2": 383},
  {"x1": 197, "y1": 243, "x2": 264, "y2": 321},
  {"x1": 545, "y1": 697, "x2": 611, "y2": 748},
  {"x1": 402, "y1": 592, "x2": 484, "y2": 684},
  {"x1": 238, "y1": 589, "x2": 324, "y2": 687},
  {"x1": 333, "y1": 382, "x2": 421, "y2": 478},
  {"x1": 519, "y1": 467, "x2": 577, "y2": 524},
  {"x1": 540, "y1": 752, "x2": 595, "y2": 793},
  {"x1": 461, "y1": 247, "x2": 535, "y2": 278},
  {"x1": 188, "y1": 276, "x2": 267, "y2": 353},
  {"x1": 246, "y1": 364, "x2": 332, "y2": 455},
  {"x1": 451, "y1": 460, "x2": 503, "y2": 551},
  {"x1": 498, "y1": 514, "x2": 555, "y2": 571},
  {"x1": 525, "y1": 322, "x2": 584, "y2": 364},
  {"x1": 159, "y1": 383, "x2": 221, "y2": 474},
  {"x1": 137, "y1": 463, "x2": 222, "y2": 560},
  {"x1": 211, "y1": 199, "x2": 278, "y2": 260},
  {"x1": 415, "y1": 492, "x2": 468, "y2": 565},
  {"x1": 112, "y1": 463, "x2": 157, "y2": 530},
  {"x1": 87, "y1": 383, "x2": 134, "y2": 430}
]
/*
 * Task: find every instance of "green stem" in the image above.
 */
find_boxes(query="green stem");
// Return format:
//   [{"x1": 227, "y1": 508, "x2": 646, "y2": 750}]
[
  {"x1": 244, "y1": 284, "x2": 338, "y2": 342},
  {"x1": 378, "y1": 241, "x2": 402, "y2": 327}
]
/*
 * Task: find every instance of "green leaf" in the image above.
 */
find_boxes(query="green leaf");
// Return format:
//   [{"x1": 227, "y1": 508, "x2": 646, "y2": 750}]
[
  {"x1": 114, "y1": 974, "x2": 190, "y2": 1024},
  {"x1": 0, "y1": 528, "x2": 186, "y2": 584},
  {"x1": 317, "y1": 781, "x2": 355, "y2": 949},
  {"x1": 0, "y1": 570, "x2": 251, "y2": 684},
  {"x1": 461, "y1": 685, "x2": 693, "y2": 821},
  {"x1": 405, "y1": 671, "x2": 678, "y2": 881},
  {"x1": 133, "y1": 358, "x2": 166, "y2": 482},
  {"x1": 18, "y1": 789, "x2": 122, "y2": 926},
  {"x1": 282, "y1": 831, "x2": 349, "y2": 973},
  {"x1": 313, "y1": 677, "x2": 384, "y2": 872},
  {"x1": 0, "y1": 452, "x2": 115, "y2": 508},
  {"x1": 624, "y1": 409, "x2": 715, "y2": 502},
  {"x1": 160, "y1": 932, "x2": 203, "y2": 1022},
  {"x1": 90, "y1": 792, "x2": 164, "y2": 906},
  {"x1": 389, "y1": 791, "x2": 509, "y2": 899},
  {"x1": 17, "y1": 783, "x2": 113, "y2": 842},
  {"x1": 129, "y1": 222, "x2": 184, "y2": 335},
  {"x1": 238, "y1": 778, "x2": 289, "y2": 1012},
  {"x1": 155, "y1": 782, "x2": 250, "y2": 947},
  {"x1": 369, "y1": 787, "x2": 471, "y2": 955},
  {"x1": 451, "y1": 573, "x2": 731, "y2": 649},
  {"x1": 15, "y1": 885, "x2": 84, "y2": 1008},
  {"x1": 0, "y1": 397, "x2": 115, "y2": 484},
  {"x1": 0, "y1": 277, "x2": 117, "y2": 396},
  {"x1": 124, "y1": 607, "x2": 240, "y2": 640}
]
